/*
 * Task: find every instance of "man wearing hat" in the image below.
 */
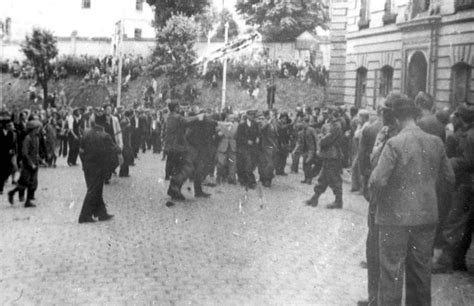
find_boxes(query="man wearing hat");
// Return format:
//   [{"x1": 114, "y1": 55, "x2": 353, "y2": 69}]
[
  {"x1": 257, "y1": 110, "x2": 277, "y2": 187},
  {"x1": 433, "y1": 103, "x2": 474, "y2": 273},
  {"x1": 77, "y1": 110, "x2": 118, "y2": 223},
  {"x1": 368, "y1": 93, "x2": 454, "y2": 305},
  {"x1": 8, "y1": 119, "x2": 43, "y2": 207},
  {"x1": 275, "y1": 111, "x2": 292, "y2": 176}
]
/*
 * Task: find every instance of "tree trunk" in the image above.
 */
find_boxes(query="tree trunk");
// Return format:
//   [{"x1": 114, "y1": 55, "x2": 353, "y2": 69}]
[{"x1": 42, "y1": 82, "x2": 49, "y2": 110}]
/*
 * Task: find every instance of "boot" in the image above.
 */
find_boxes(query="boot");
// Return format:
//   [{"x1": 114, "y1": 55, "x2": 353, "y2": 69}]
[
  {"x1": 194, "y1": 184, "x2": 211, "y2": 198},
  {"x1": 19, "y1": 189, "x2": 25, "y2": 202},
  {"x1": 167, "y1": 181, "x2": 185, "y2": 201},
  {"x1": 7, "y1": 188, "x2": 17, "y2": 205},
  {"x1": 304, "y1": 193, "x2": 320, "y2": 207},
  {"x1": 327, "y1": 194, "x2": 343, "y2": 209}
]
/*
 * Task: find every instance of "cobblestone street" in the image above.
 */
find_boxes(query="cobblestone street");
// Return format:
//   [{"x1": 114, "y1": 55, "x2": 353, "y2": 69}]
[{"x1": 1, "y1": 152, "x2": 473, "y2": 305}]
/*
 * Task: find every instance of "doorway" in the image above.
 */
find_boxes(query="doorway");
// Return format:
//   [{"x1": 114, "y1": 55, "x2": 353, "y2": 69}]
[{"x1": 407, "y1": 51, "x2": 427, "y2": 98}]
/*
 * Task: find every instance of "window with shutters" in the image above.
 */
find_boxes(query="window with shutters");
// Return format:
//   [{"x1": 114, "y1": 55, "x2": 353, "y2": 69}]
[
  {"x1": 380, "y1": 66, "x2": 394, "y2": 98},
  {"x1": 452, "y1": 63, "x2": 473, "y2": 105}
]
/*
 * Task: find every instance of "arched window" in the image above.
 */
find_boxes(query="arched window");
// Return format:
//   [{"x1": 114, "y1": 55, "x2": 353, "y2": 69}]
[
  {"x1": 355, "y1": 67, "x2": 368, "y2": 108},
  {"x1": 452, "y1": 62, "x2": 473, "y2": 105},
  {"x1": 379, "y1": 65, "x2": 394, "y2": 97}
]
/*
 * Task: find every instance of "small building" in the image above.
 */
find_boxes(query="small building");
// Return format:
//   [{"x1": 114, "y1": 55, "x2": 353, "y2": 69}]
[{"x1": 327, "y1": 0, "x2": 474, "y2": 108}]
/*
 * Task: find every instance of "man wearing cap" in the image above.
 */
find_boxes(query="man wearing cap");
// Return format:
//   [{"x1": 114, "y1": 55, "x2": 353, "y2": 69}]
[
  {"x1": 368, "y1": 93, "x2": 454, "y2": 305},
  {"x1": 304, "y1": 106, "x2": 344, "y2": 209},
  {"x1": 433, "y1": 103, "x2": 474, "y2": 273},
  {"x1": 78, "y1": 111, "x2": 118, "y2": 223},
  {"x1": 8, "y1": 119, "x2": 43, "y2": 207}
]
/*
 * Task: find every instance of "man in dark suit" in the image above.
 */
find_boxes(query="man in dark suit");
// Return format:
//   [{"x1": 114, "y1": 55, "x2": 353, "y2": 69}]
[
  {"x1": 236, "y1": 111, "x2": 260, "y2": 189},
  {"x1": 78, "y1": 112, "x2": 118, "y2": 223},
  {"x1": 369, "y1": 93, "x2": 454, "y2": 306},
  {"x1": 257, "y1": 111, "x2": 277, "y2": 187},
  {"x1": 294, "y1": 117, "x2": 318, "y2": 185},
  {"x1": 275, "y1": 112, "x2": 292, "y2": 176}
]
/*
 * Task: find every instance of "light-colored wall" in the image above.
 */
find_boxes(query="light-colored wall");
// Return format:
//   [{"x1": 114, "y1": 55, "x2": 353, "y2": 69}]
[{"x1": 1, "y1": 0, "x2": 155, "y2": 42}]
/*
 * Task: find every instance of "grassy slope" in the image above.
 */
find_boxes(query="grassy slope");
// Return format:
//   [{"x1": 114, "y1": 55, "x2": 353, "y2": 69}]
[{"x1": 1, "y1": 73, "x2": 325, "y2": 111}]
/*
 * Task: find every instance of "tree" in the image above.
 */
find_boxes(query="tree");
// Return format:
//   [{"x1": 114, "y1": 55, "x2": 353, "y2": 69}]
[
  {"x1": 236, "y1": 0, "x2": 329, "y2": 42},
  {"x1": 146, "y1": 0, "x2": 209, "y2": 28},
  {"x1": 212, "y1": 9, "x2": 239, "y2": 42},
  {"x1": 150, "y1": 14, "x2": 199, "y2": 99},
  {"x1": 21, "y1": 28, "x2": 58, "y2": 109},
  {"x1": 194, "y1": 7, "x2": 219, "y2": 41}
]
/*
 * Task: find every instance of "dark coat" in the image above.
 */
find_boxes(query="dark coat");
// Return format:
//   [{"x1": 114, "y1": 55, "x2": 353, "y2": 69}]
[
  {"x1": 22, "y1": 133, "x2": 40, "y2": 168},
  {"x1": 236, "y1": 120, "x2": 260, "y2": 152},
  {"x1": 417, "y1": 114, "x2": 446, "y2": 143},
  {"x1": 163, "y1": 113, "x2": 200, "y2": 153},
  {"x1": 80, "y1": 125, "x2": 119, "y2": 171},
  {"x1": 318, "y1": 119, "x2": 343, "y2": 160},
  {"x1": 358, "y1": 119, "x2": 383, "y2": 177}
]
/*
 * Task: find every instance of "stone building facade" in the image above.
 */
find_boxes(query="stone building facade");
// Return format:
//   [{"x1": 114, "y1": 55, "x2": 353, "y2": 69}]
[{"x1": 329, "y1": 0, "x2": 474, "y2": 108}]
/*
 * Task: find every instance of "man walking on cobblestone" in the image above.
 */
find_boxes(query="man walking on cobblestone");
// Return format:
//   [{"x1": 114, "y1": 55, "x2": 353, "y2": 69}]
[
  {"x1": 8, "y1": 119, "x2": 42, "y2": 208},
  {"x1": 78, "y1": 113, "x2": 118, "y2": 223}
]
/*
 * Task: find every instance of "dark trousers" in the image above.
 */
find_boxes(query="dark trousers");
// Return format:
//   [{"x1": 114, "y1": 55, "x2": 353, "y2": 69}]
[
  {"x1": 67, "y1": 135, "x2": 80, "y2": 165},
  {"x1": 351, "y1": 154, "x2": 361, "y2": 191},
  {"x1": 378, "y1": 224, "x2": 436, "y2": 306},
  {"x1": 313, "y1": 159, "x2": 342, "y2": 199},
  {"x1": 216, "y1": 149, "x2": 236, "y2": 182},
  {"x1": 275, "y1": 148, "x2": 288, "y2": 174},
  {"x1": 440, "y1": 185, "x2": 474, "y2": 265},
  {"x1": 366, "y1": 211, "x2": 379, "y2": 306},
  {"x1": 79, "y1": 167, "x2": 107, "y2": 219},
  {"x1": 291, "y1": 151, "x2": 301, "y2": 173},
  {"x1": 302, "y1": 153, "x2": 322, "y2": 182},
  {"x1": 59, "y1": 136, "x2": 68, "y2": 157},
  {"x1": 11, "y1": 165, "x2": 38, "y2": 202},
  {"x1": 0, "y1": 162, "x2": 13, "y2": 193},
  {"x1": 258, "y1": 147, "x2": 275, "y2": 185},
  {"x1": 168, "y1": 150, "x2": 194, "y2": 190},
  {"x1": 165, "y1": 151, "x2": 180, "y2": 179},
  {"x1": 237, "y1": 149, "x2": 257, "y2": 187},
  {"x1": 152, "y1": 131, "x2": 161, "y2": 153}
]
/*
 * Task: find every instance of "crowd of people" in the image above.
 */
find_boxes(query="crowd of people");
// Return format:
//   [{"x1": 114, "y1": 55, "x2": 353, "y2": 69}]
[{"x1": 1, "y1": 87, "x2": 473, "y2": 305}]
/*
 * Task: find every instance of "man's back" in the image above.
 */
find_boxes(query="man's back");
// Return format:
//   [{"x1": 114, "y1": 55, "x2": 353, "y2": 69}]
[{"x1": 370, "y1": 125, "x2": 454, "y2": 226}]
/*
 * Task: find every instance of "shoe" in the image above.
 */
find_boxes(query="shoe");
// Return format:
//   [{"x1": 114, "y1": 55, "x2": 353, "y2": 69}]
[
  {"x1": 104, "y1": 179, "x2": 110, "y2": 185},
  {"x1": 300, "y1": 179, "x2": 312, "y2": 185},
  {"x1": 0, "y1": 190, "x2": 3, "y2": 195},
  {"x1": 247, "y1": 183, "x2": 256, "y2": 190},
  {"x1": 7, "y1": 191, "x2": 14, "y2": 205},
  {"x1": 167, "y1": 186, "x2": 185, "y2": 201},
  {"x1": 432, "y1": 262, "x2": 453, "y2": 274},
  {"x1": 357, "y1": 301, "x2": 369, "y2": 306},
  {"x1": 228, "y1": 179, "x2": 236, "y2": 185},
  {"x1": 262, "y1": 181, "x2": 271, "y2": 188},
  {"x1": 98, "y1": 214, "x2": 114, "y2": 221},
  {"x1": 453, "y1": 260, "x2": 468, "y2": 272},
  {"x1": 78, "y1": 216, "x2": 96, "y2": 223},
  {"x1": 327, "y1": 202, "x2": 343, "y2": 209},
  {"x1": 24, "y1": 201, "x2": 36, "y2": 208},
  {"x1": 304, "y1": 195, "x2": 319, "y2": 207},
  {"x1": 19, "y1": 195, "x2": 25, "y2": 202},
  {"x1": 195, "y1": 192, "x2": 211, "y2": 198},
  {"x1": 359, "y1": 261, "x2": 368, "y2": 269}
]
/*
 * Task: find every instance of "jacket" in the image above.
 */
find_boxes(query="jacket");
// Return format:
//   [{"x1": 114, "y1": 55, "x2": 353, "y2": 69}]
[
  {"x1": 164, "y1": 113, "x2": 200, "y2": 153},
  {"x1": 358, "y1": 119, "x2": 383, "y2": 177},
  {"x1": 236, "y1": 120, "x2": 259, "y2": 152},
  {"x1": 216, "y1": 121, "x2": 238, "y2": 153},
  {"x1": 317, "y1": 119, "x2": 343, "y2": 160},
  {"x1": 450, "y1": 124, "x2": 474, "y2": 186},
  {"x1": 417, "y1": 114, "x2": 446, "y2": 143},
  {"x1": 369, "y1": 125, "x2": 454, "y2": 226},
  {"x1": 22, "y1": 133, "x2": 40, "y2": 168},
  {"x1": 80, "y1": 125, "x2": 119, "y2": 171}
]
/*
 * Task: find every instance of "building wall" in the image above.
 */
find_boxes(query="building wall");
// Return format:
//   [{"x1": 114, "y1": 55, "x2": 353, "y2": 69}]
[
  {"x1": 342, "y1": 0, "x2": 474, "y2": 108},
  {"x1": 0, "y1": 0, "x2": 155, "y2": 42}
]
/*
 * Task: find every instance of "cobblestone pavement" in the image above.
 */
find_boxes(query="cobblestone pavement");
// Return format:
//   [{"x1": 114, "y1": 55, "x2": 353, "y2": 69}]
[{"x1": 1, "y1": 152, "x2": 473, "y2": 305}]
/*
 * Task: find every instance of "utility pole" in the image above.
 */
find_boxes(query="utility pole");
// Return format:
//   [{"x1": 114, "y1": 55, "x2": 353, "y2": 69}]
[
  {"x1": 221, "y1": 22, "x2": 229, "y2": 111},
  {"x1": 116, "y1": 20, "x2": 124, "y2": 107}
]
